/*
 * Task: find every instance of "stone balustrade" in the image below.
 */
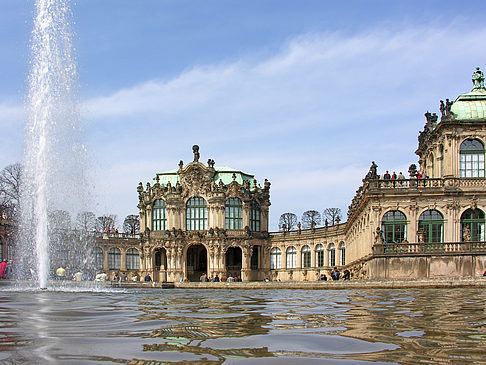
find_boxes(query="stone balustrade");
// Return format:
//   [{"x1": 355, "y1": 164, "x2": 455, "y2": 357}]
[{"x1": 373, "y1": 241, "x2": 486, "y2": 255}]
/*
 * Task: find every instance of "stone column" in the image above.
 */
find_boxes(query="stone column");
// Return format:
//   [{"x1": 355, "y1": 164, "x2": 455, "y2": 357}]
[
  {"x1": 281, "y1": 245, "x2": 287, "y2": 270},
  {"x1": 103, "y1": 248, "x2": 109, "y2": 271},
  {"x1": 139, "y1": 208, "x2": 146, "y2": 234},
  {"x1": 120, "y1": 248, "x2": 127, "y2": 271},
  {"x1": 241, "y1": 243, "x2": 252, "y2": 281},
  {"x1": 408, "y1": 204, "x2": 418, "y2": 243},
  {"x1": 242, "y1": 203, "x2": 250, "y2": 229},
  {"x1": 146, "y1": 206, "x2": 152, "y2": 231}
]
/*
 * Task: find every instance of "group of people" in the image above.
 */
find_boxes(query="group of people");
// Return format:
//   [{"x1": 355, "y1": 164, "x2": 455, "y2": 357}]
[
  {"x1": 383, "y1": 171, "x2": 405, "y2": 180},
  {"x1": 55, "y1": 266, "x2": 84, "y2": 281},
  {"x1": 317, "y1": 267, "x2": 351, "y2": 281},
  {"x1": 199, "y1": 273, "x2": 223, "y2": 282},
  {"x1": 0, "y1": 259, "x2": 12, "y2": 279}
]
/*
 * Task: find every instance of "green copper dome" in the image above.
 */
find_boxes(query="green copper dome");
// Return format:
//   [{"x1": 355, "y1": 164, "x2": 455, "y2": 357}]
[{"x1": 451, "y1": 67, "x2": 486, "y2": 120}]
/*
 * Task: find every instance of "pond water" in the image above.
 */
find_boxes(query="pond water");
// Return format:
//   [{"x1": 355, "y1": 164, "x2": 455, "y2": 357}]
[{"x1": 0, "y1": 287, "x2": 485, "y2": 364}]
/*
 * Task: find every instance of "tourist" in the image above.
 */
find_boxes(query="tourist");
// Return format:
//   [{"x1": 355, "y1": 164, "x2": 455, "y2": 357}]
[
  {"x1": 343, "y1": 269, "x2": 350, "y2": 280},
  {"x1": 391, "y1": 172, "x2": 397, "y2": 180},
  {"x1": 56, "y1": 266, "x2": 66, "y2": 280},
  {"x1": 131, "y1": 274, "x2": 138, "y2": 282},
  {"x1": 0, "y1": 260, "x2": 7, "y2": 279},
  {"x1": 4, "y1": 260, "x2": 12, "y2": 279},
  {"x1": 214, "y1": 274, "x2": 220, "y2": 282},
  {"x1": 227, "y1": 275, "x2": 234, "y2": 282},
  {"x1": 318, "y1": 274, "x2": 327, "y2": 281},
  {"x1": 383, "y1": 171, "x2": 391, "y2": 179},
  {"x1": 397, "y1": 172, "x2": 405, "y2": 180},
  {"x1": 200, "y1": 273, "x2": 207, "y2": 282},
  {"x1": 113, "y1": 272, "x2": 120, "y2": 282},
  {"x1": 331, "y1": 267, "x2": 340, "y2": 280},
  {"x1": 144, "y1": 274, "x2": 152, "y2": 282},
  {"x1": 73, "y1": 270, "x2": 83, "y2": 281}
]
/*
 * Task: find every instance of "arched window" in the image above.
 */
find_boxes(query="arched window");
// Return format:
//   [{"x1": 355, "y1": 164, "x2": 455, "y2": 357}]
[
  {"x1": 286, "y1": 246, "x2": 297, "y2": 269},
  {"x1": 302, "y1": 246, "x2": 311, "y2": 268},
  {"x1": 108, "y1": 248, "x2": 121, "y2": 270},
  {"x1": 250, "y1": 201, "x2": 261, "y2": 232},
  {"x1": 225, "y1": 198, "x2": 243, "y2": 230},
  {"x1": 382, "y1": 210, "x2": 407, "y2": 243},
  {"x1": 94, "y1": 247, "x2": 103, "y2": 270},
  {"x1": 316, "y1": 244, "x2": 325, "y2": 267},
  {"x1": 418, "y1": 210, "x2": 444, "y2": 243},
  {"x1": 152, "y1": 199, "x2": 166, "y2": 231},
  {"x1": 186, "y1": 197, "x2": 207, "y2": 231},
  {"x1": 126, "y1": 248, "x2": 140, "y2": 270},
  {"x1": 328, "y1": 243, "x2": 336, "y2": 267},
  {"x1": 460, "y1": 139, "x2": 485, "y2": 177},
  {"x1": 461, "y1": 208, "x2": 485, "y2": 242},
  {"x1": 339, "y1": 242, "x2": 346, "y2": 266},
  {"x1": 270, "y1": 247, "x2": 281, "y2": 269}
]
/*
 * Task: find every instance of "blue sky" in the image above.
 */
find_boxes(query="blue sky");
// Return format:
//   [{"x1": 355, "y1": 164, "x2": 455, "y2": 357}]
[{"x1": 2, "y1": 1, "x2": 486, "y2": 230}]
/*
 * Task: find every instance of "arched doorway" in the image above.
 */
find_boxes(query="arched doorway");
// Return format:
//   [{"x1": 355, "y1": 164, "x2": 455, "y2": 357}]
[
  {"x1": 226, "y1": 247, "x2": 242, "y2": 279},
  {"x1": 153, "y1": 248, "x2": 167, "y2": 282},
  {"x1": 186, "y1": 244, "x2": 207, "y2": 282}
]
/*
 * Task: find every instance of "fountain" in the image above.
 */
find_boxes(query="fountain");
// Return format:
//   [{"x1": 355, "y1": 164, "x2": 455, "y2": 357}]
[{"x1": 17, "y1": 0, "x2": 92, "y2": 288}]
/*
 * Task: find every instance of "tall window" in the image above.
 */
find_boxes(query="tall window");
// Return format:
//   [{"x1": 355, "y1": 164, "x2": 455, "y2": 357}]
[
  {"x1": 152, "y1": 199, "x2": 166, "y2": 231},
  {"x1": 108, "y1": 248, "x2": 121, "y2": 270},
  {"x1": 225, "y1": 198, "x2": 243, "y2": 230},
  {"x1": 126, "y1": 248, "x2": 140, "y2": 270},
  {"x1": 286, "y1": 246, "x2": 297, "y2": 269},
  {"x1": 328, "y1": 243, "x2": 336, "y2": 267},
  {"x1": 94, "y1": 247, "x2": 103, "y2": 270},
  {"x1": 250, "y1": 201, "x2": 261, "y2": 232},
  {"x1": 382, "y1": 210, "x2": 407, "y2": 243},
  {"x1": 461, "y1": 208, "x2": 485, "y2": 241},
  {"x1": 302, "y1": 246, "x2": 311, "y2": 268},
  {"x1": 418, "y1": 210, "x2": 444, "y2": 243},
  {"x1": 316, "y1": 244, "x2": 325, "y2": 267},
  {"x1": 270, "y1": 247, "x2": 281, "y2": 269},
  {"x1": 460, "y1": 139, "x2": 485, "y2": 177},
  {"x1": 339, "y1": 242, "x2": 346, "y2": 266},
  {"x1": 186, "y1": 197, "x2": 207, "y2": 231}
]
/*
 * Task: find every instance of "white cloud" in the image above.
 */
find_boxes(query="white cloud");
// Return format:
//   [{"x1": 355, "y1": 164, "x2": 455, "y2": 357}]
[{"x1": 69, "y1": 24, "x2": 486, "y2": 228}]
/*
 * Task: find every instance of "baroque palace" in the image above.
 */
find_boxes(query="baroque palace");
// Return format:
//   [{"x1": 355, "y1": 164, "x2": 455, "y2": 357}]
[{"x1": 94, "y1": 68, "x2": 486, "y2": 282}]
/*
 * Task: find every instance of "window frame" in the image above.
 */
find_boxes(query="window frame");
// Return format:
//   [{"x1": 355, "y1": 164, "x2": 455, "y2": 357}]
[
  {"x1": 418, "y1": 210, "x2": 444, "y2": 243},
  {"x1": 186, "y1": 197, "x2": 207, "y2": 231},
  {"x1": 126, "y1": 248, "x2": 140, "y2": 270},
  {"x1": 225, "y1": 198, "x2": 243, "y2": 230},
  {"x1": 382, "y1": 210, "x2": 407, "y2": 243},
  {"x1": 286, "y1": 246, "x2": 297, "y2": 269},
  {"x1": 152, "y1": 199, "x2": 167, "y2": 231}
]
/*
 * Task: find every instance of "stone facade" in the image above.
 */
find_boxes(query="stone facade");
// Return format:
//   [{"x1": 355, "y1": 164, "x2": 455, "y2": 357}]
[{"x1": 96, "y1": 68, "x2": 486, "y2": 281}]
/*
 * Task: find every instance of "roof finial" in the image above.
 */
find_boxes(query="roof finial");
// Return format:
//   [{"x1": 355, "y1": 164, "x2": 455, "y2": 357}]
[
  {"x1": 472, "y1": 67, "x2": 485, "y2": 91},
  {"x1": 192, "y1": 145, "x2": 200, "y2": 162}
]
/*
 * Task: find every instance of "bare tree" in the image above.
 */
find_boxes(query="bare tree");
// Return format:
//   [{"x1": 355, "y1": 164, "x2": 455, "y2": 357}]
[
  {"x1": 0, "y1": 163, "x2": 22, "y2": 219},
  {"x1": 323, "y1": 208, "x2": 342, "y2": 226},
  {"x1": 302, "y1": 210, "x2": 321, "y2": 229},
  {"x1": 123, "y1": 214, "x2": 140, "y2": 235},
  {"x1": 75, "y1": 211, "x2": 96, "y2": 232},
  {"x1": 96, "y1": 214, "x2": 117, "y2": 232},
  {"x1": 279, "y1": 212, "x2": 297, "y2": 231}
]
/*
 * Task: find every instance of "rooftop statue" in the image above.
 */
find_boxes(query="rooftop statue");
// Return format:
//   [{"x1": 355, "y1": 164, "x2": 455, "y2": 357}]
[
  {"x1": 472, "y1": 67, "x2": 485, "y2": 91},
  {"x1": 192, "y1": 145, "x2": 200, "y2": 162}
]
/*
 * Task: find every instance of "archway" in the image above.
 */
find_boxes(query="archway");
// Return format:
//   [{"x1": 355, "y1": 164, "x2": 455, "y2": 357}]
[
  {"x1": 153, "y1": 248, "x2": 167, "y2": 282},
  {"x1": 186, "y1": 244, "x2": 207, "y2": 282},
  {"x1": 225, "y1": 247, "x2": 242, "y2": 279}
]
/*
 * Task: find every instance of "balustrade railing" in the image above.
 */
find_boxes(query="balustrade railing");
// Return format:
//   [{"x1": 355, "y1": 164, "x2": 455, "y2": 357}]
[
  {"x1": 373, "y1": 241, "x2": 486, "y2": 255},
  {"x1": 373, "y1": 178, "x2": 443, "y2": 190}
]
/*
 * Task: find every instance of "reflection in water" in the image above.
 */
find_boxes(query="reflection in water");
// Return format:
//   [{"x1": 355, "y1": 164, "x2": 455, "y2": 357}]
[{"x1": 0, "y1": 288, "x2": 485, "y2": 364}]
